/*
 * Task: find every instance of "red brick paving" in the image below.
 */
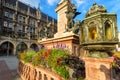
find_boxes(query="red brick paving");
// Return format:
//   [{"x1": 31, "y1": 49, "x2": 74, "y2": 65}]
[{"x1": 0, "y1": 61, "x2": 13, "y2": 80}]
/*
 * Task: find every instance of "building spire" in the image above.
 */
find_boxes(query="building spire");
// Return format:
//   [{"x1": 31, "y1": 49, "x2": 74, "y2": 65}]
[{"x1": 38, "y1": 2, "x2": 40, "y2": 10}]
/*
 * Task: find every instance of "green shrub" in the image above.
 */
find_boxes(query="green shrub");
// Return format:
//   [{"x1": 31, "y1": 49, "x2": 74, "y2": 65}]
[
  {"x1": 18, "y1": 51, "x2": 27, "y2": 61},
  {"x1": 32, "y1": 49, "x2": 46, "y2": 66},
  {"x1": 25, "y1": 50, "x2": 36, "y2": 62},
  {"x1": 48, "y1": 49, "x2": 70, "y2": 79}
]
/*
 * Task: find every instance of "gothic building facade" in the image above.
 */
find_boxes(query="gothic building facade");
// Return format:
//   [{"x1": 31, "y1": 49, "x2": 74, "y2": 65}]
[{"x1": 0, "y1": 0, "x2": 57, "y2": 56}]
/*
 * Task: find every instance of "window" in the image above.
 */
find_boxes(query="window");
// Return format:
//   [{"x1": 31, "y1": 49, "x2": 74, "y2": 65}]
[
  {"x1": 18, "y1": 15, "x2": 26, "y2": 23},
  {"x1": 9, "y1": 23, "x2": 13, "y2": 28},
  {"x1": 18, "y1": 24, "x2": 22, "y2": 30},
  {"x1": 30, "y1": 28, "x2": 33, "y2": 33},
  {"x1": 4, "y1": 12, "x2": 9, "y2": 17},
  {"x1": 4, "y1": 21, "x2": 8, "y2": 27},
  {"x1": 9, "y1": 13, "x2": 13, "y2": 19},
  {"x1": 18, "y1": 15, "x2": 22, "y2": 22},
  {"x1": 4, "y1": 11, "x2": 13, "y2": 19},
  {"x1": 30, "y1": 19, "x2": 35, "y2": 25}
]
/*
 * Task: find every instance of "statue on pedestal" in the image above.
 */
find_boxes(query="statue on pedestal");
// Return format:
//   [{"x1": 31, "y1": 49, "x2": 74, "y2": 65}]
[{"x1": 65, "y1": 2, "x2": 81, "y2": 33}]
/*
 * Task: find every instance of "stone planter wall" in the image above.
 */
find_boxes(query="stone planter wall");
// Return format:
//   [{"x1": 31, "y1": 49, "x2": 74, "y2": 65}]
[
  {"x1": 17, "y1": 61, "x2": 64, "y2": 80},
  {"x1": 83, "y1": 57, "x2": 113, "y2": 80}
]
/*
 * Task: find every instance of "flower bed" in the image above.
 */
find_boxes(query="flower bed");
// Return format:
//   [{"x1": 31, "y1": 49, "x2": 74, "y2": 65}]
[{"x1": 17, "y1": 49, "x2": 85, "y2": 80}]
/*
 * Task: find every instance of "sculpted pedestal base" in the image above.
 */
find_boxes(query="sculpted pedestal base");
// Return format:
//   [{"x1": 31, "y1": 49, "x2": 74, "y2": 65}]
[{"x1": 83, "y1": 57, "x2": 113, "y2": 80}]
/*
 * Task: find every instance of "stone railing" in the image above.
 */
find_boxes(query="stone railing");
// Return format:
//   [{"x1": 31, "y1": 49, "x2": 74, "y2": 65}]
[{"x1": 17, "y1": 61, "x2": 64, "y2": 80}]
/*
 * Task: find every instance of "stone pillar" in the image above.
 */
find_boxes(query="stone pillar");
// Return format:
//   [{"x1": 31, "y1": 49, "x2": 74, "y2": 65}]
[
  {"x1": 55, "y1": 0, "x2": 69, "y2": 35},
  {"x1": 83, "y1": 57, "x2": 113, "y2": 80}
]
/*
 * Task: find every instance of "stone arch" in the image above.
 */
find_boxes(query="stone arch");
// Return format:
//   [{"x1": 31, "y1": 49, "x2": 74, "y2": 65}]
[
  {"x1": 104, "y1": 20, "x2": 112, "y2": 40},
  {"x1": 16, "y1": 42, "x2": 28, "y2": 55},
  {"x1": 30, "y1": 43, "x2": 39, "y2": 51},
  {"x1": 0, "y1": 40, "x2": 15, "y2": 47},
  {"x1": 0, "y1": 41, "x2": 14, "y2": 56}
]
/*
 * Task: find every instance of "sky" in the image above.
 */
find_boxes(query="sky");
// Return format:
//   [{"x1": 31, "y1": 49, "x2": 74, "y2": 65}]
[{"x1": 19, "y1": 0, "x2": 120, "y2": 31}]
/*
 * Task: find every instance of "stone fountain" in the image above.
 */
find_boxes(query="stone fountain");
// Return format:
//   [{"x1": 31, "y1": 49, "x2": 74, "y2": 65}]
[{"x1": 80, "y1": 2, "x2": 119, "y2": 80}]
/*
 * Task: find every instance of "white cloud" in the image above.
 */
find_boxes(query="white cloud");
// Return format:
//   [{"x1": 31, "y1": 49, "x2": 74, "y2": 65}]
[
  {"x1": 75, "y1": 0, "x2": 85, "y2": 7},
  {"x1": 19, "y1": 0, "x2": 40, "y2": 8},
  {"x1": 47, "y1": 0, "x2": 59, "y2": 6}
]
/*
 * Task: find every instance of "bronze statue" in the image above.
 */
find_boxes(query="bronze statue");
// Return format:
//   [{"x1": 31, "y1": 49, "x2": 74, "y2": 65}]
[{"x1": 65, "y1": 3, "x2": 81, "y2": 32}]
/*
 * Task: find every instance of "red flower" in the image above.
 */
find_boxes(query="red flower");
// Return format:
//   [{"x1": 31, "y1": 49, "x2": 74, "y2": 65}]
[
  {"x1": 43, "y1": 52, "x2": 48, "y2": 59},
  {"x1": 57, "y1": 58, "x2": 62, "y2": 66},
  {"x1": 113, "y1": 55, "x2": 118, "y2": 61}
]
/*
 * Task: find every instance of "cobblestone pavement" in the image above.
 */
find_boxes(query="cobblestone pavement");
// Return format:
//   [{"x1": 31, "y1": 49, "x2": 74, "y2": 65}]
[{"x1": 0, "y1": 56, "x2": 22, "y2": 80}]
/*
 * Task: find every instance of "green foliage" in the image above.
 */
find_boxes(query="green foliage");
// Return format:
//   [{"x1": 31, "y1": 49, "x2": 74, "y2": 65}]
[
  {"x1": 54, "y1": 66, "x2": 69, "y2": 79},
  {"x1": 18, "y1": 51, "x2": 27, "y2": 61},
  {"x1": 48, "y1": 49, "x2": 70, "y2": 79},
  {"x1": 77, "y1": 77, "x2": 84, "y2": 80},
  {"x1": 88, "y1": 52, "x2": 109, "y2": 58},
  {"x1": 32, "y1": 49, "x2": 47, "y2": 67},
  {"x1": 32, "y1": 53, "x2": 41, "y2": 66},
  {"x1": 25, "y1": 50, "x2": 36, "y2": 62},
  {"x1": 18, "y1": 50, "x2": 36, "y2": 62}
]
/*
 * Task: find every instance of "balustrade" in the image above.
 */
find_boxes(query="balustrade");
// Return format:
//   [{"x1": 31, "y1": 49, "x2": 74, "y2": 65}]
[{"x1": 17, "y1": 61, "x2": 64, "y2": 80}]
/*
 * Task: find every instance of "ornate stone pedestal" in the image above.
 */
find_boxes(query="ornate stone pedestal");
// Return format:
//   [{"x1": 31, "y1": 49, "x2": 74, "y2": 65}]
[
  {"x1": 38, "y1": 33, "x2": 80, "y2": 56},
  {"x1": 83, "y1": 57, "x2": 113, "y2": 80}
]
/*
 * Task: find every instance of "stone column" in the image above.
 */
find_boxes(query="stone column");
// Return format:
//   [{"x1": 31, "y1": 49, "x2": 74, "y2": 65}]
[
  {"x1": 83, "y1": 57, "x2": 113, "y2": 80},
  {"x1": 55, "y1": 0, "x2": 69, "y2": 35}
]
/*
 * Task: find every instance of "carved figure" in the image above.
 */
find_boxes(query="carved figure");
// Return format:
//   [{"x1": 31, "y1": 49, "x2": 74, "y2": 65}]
[
  {"x1": 65, "y1": 3, "x2": 81, "y2": 32},
  {"x1": 73, "y1": 20, "x2": 81, "y2": 34}
]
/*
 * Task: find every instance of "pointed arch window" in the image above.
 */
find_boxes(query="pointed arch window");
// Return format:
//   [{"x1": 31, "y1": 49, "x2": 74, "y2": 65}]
[
  {"x1": 88, "y1": 22, "x2": 97, "y2": 40},
  {"x1": 105, "y1": 21, "x2": 112, "y2": 40}
]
